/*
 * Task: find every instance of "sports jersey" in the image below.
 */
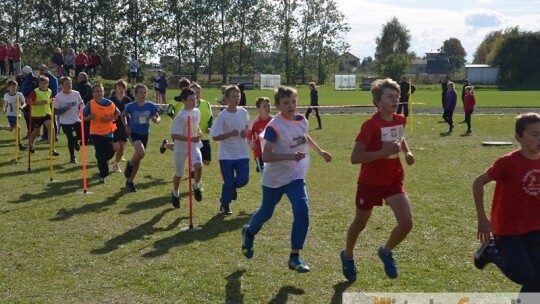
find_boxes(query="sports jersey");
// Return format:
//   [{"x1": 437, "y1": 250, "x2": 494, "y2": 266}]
[
  {"x1": 83, "y1": 98, "x2": 118, "y2": 137},
  {"x1": 261, "y1": 113, "x2": 309, "y2": 188},
  {"x1": 29, "y1": 88, "x2": 52, "y2": 117},
  {"x1": 3, "y1": 92, "x2": 25, "y2": 117},
  {"x1": 247, "y1": 115, "x2": 273, "y2": 158},
  {"x1": 123, "y1": 101, "x2": 159, "y2": 135},
  {"x1": 197, "y1": 99, "x2": 213, "y2": 140},
  {"x1": 210, "y1": 107, "x2": 250, "y2": 160},
  {"x1": 356, "y1": 112, "x2": 406, "y2": 186},
  {"x1": 54, "y1": 90, "x2": 83, "y2": 124},
  {"x1": 170, "y1": 108, "x2": 203, "y2": 153},
  {"x1": 487, "y1": 150, "x2": 540, "y2": 235}
]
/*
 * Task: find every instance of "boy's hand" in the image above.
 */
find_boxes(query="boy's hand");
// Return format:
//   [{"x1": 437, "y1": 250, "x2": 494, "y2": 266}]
[
  {"x1": 382, "y1": 140, "x2": 400, "y2": 156},
  {"x1": 240, "y1": 130, "x2": 247, "y2": 138},
  {"x1": 319, "y1": 150, "x2": 332, "y2": 162},
  {"x1": 86, "y1": 113, "x2": 95, "y2": 120},
  {"x1": 229, "y1": 129, "x2": 240, "y2": 137},
  {"x1": 291, "y1": 151, "x2": 306, "y2": 162},
  {"x1": 404, "y1": 152, "x2": 415, "y2": 165},
  {"x1": 477, "y1": 217, "x2": 493, "y2": 243}
]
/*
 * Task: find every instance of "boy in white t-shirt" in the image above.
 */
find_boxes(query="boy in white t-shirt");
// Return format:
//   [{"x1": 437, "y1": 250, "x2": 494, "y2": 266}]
[
  {"x1": 55, "y1": 76, "x2": 84, "y2": 163},
  {"x1": 1, "y1": 79, "x2": 27, "y2": 151},
  {"x1": 241, "y1": 86, "x2": 332, "y2": 273},
  {"x1": 170, "y1": 88, "x2": 204, "y2": 208},
  {"x1": 210, "y1": 85, "x2": 251, "y2": 215}
]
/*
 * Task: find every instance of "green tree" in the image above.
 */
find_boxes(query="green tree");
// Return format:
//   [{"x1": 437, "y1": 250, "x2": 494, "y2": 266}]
[
  {"x1": 472, "y1": 27, "x2": 520, "y2": 64},
  {"x1": 374, "y1": 17, "x2": 412, "y2": 80},
  {"x1": 441, "y1": 37, "x2": 466, "y2": 73}
]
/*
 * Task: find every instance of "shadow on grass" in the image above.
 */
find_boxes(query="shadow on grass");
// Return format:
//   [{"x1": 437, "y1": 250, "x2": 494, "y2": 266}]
[
  {"x1": 120, "y1": 192, "x2": 188, "y2": 215},
  {"x1": 142, "y1": 211, "x2": 250, "y2": 258},
  {"x1": 49, "y1": 186, "x2": 125, "y2": 221},
  {"x1": 91, "y1": 208, "x2": 186, "y2": 255},
  {"x1": 439, "y1": 131, "x2": 452, "y2": 137},
  {"x1": 330, "y1": 281, "x2": 354, "y2": 304},
  {"x1": 224, "y1": 269, "x2": 246, "y2": 304},
  {"x1": 9, "y1": 175, "x2": 84, "y2": 204},
  {"x1": 268, "y1": 285, "x2": 305, "y2": 304}
]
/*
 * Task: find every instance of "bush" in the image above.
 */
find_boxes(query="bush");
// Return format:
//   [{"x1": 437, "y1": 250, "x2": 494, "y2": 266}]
[{"x1": 101, "y1": 53, "x2": 128, "y2": 81}]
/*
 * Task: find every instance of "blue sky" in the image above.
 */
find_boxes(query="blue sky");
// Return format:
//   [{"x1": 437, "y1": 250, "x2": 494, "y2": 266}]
[{"x1": 334, "y1": 0, "x2": 540, "y2": 62}]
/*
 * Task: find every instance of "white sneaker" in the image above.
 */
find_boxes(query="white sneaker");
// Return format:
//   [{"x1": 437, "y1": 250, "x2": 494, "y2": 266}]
[{"x1": 113, "y1": 163, "x2": 122, "y2": 173}]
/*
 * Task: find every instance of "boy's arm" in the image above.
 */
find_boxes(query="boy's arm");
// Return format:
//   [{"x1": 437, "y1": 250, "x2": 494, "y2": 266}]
[
  {"x1": 262, "y1": 140, "x2": 305, "y2": 163},
  {"x1": 351, "y1": 141, "x2": 400, "y2": 164},
  {"x1": 152, "y1": 111, "x2": 161, "y2": 124},
  {"x1": 307, "y1": 135, "x2": 332, "y2": 162},
  {"x1": 400, "y1": 138, "x2": 414, "y2": 166},
  {"x1": 2, "y1": 99, "x2": 7, "y2": 113},
  {"x1": 472, "y1": 172, "x2": 494, "y2": 243}
]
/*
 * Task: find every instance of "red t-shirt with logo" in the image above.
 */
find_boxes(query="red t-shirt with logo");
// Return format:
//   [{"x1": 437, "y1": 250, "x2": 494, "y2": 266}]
[
  {"x1": 247, "y1": 115, "x2": 273, "y2": 158},
  {"x1": 356, "y1": 112, "x2": 406, "y2": 186},
  {"x1": 488, "y1": 150, "x2": 540, "y2": 235}
]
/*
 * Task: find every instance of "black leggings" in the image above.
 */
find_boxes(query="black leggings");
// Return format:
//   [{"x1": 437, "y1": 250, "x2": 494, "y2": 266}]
[
  {"x1": 61, "y1": 123, "x2": 82, "y2": 157},
  {"x1": 305, "y1": 107, "x2": 322, "y2": 128}
]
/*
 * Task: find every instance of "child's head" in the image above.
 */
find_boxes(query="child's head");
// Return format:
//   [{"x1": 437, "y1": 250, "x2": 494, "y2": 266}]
[
  {"x1": 220, "y1": 85, "x2": 227, "y2": 94},
  {"x1": 465, "y1": 86, "x2": 473, "y2": 94},
  {"x1": 60, "y1": 76, "x2": 72, "y2": 90},
  {"x1": 131, "y1": 53, "x2": 136, "y2": 60},
  {"x1": 447, "y1": 81, "x2": 455, "y2": 91},
  {"x1": 38, "y1": 76, "x2": 49, "y2": 90},
  {"x1": 92, "y1": 84, "x2": 104, "y2": 100},
  {"x1": 515, "y1": 113, "x2": 540, "y2": 137},
  {"x1": 180, "y1": 88, "x2": 197, "y2": 110},
  {"x1": 223, "y1": 85, "x2": 240, "y2": 106},
  {"x1": 190, "y1": 83, "x2": 202, "y2": 100},
  {"x1": 7, "y1": 79, "x2": 17, "y2": 91},
  {"x1": 308, "y1": 82, "x2": 316, "y2": 90},
  {"x1": 274, "y1": 86, "x2": 297, "y2": 105},
  {"x1": 273, "y1": 86, "x2": 297, "y2": 116},
  {"x1": 370, "y1": 78, "x2": 400, "y2": 106},
  {"x1": 178, "y1": 77, "x2": 191, "y2": 90},
  {"x1": 255, "y1": 97, "x2": 271, "y2": 116},
  {"x1": 224, "y1": 85, "x2": 240, "y2": 98},
  {"x1": 115, "y1": 79, "x2": 127, "y2": 95},
  {"x1": 135, "y1": 84, "x2": 148, "y2": 100}
]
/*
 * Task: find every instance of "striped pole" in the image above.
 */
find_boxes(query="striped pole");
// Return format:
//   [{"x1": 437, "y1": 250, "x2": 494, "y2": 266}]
[
  {"x1": 187, "y1": 115, "x2": 194, "y2": 229},
  {"x1": 49, "y1": 98, "x2": 55, "y2": 181},
  {"x1": 15, "y1": 96, "x2": 20, "y2": 164},
  {"x1": 80, "y1": 105, "x2": 88, "y2": 193}
]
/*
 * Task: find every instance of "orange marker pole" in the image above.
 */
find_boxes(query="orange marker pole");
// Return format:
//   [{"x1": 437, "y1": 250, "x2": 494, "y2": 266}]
[
  {"x1": 187, "y1": 115, "x2": 194, "y2": 229},
  {"x1": 80, "y1": 105, "x2": 88, "y2": 193}
]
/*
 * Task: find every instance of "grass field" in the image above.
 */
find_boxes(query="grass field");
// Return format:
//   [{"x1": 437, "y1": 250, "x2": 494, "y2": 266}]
[
  {"x1": 0, "y1": 109, "x2": 527, "y2": 303},
  {"x1": 161, "y1": 86, "x2": 540, "y2": 109}
]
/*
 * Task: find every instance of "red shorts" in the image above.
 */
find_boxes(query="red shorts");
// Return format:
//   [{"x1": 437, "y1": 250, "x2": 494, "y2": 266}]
[{"x1": 355, "y1": 181, "x2": 406, "y2": 211}]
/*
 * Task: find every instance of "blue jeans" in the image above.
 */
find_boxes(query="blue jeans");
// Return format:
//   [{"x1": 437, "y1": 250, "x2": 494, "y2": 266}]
[
  {"x1": 246, "y1": 179, "x2": 309, "y2": 250},
  {"x1": 493, "y1": 230, "x2": 540, "y2": 292},
  {"x1": 219, "y1": 159, "x2": 249, "y2": 205}
]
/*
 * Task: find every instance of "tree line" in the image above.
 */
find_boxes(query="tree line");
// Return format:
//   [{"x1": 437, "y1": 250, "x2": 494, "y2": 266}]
[{"x1": 0, "y1": 0, "x2": 349, "y2": 85}]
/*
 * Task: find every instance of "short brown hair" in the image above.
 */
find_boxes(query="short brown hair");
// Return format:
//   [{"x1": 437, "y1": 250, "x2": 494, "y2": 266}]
[
  {"x1": 224, "y1": 85, "x2": 240, "y2": 97},
  {"x1": 135, "y1": 84, "x2": 148, "y2": 94},
  {"x1": 59, "y1": 76, "x2": 72, "y2": 84},
  {"x1": 255, "y1": 97, "x2": 270, "y2": 108},
  {"x1": 178, "y1": 77, "x2": 191, "y2": 90},
  {"x1": 515, "y1": 113, "x2": 540, "y2": 137},
  {"x1": 92, "y1": 84, "x2": 104, "y2": 92},
  {"x1": 370, "y1": 78, "x2": 399, "y2": 105},
  {"x1": 38, "y1": 76, "x2": 49, "y2": 83},
  {"x1": 7, "y1": 79, "x2": 17, "y2": 87},
  {"x1": 274, "y1": 86, "x2": 297, "y2": 105},
  {"x1": 115, "y1": 79, "x2": 127, "y2": 90}
]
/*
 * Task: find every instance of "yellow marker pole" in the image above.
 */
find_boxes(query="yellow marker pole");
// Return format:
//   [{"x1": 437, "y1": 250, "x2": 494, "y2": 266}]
[
  {"x1": 49, "y1": 97, "x2": 55, "y2": 181},
  {"x1": 15, "y1": 96, "x2": 20, "y2": 164},
  {"x1": 409, "y1": 78, "x2": 414, "y2": 135}
]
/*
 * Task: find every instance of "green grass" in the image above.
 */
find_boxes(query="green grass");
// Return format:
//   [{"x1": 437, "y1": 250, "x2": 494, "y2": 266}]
[
  {"x1": 162, "y1": 86, "x2": 540, "y2": 108},
  {"x1": 0, "y1": 111, "x2": 526, "y2": 303}
]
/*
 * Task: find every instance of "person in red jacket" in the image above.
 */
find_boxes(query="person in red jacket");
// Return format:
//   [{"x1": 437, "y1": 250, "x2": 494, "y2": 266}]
[
  {"x1": 75, "y1": 50, "x2": 88, "y2": 78},
  {"x1": 86, "y1": 49, "x2": 102, "y2": 78},
  {"x1": 7, "y1": 42, "x2": 15, "y2": 76},
  {"x1": 463, "y1": 86, "x2": 476, "y2": 134},
  {"x1": 0, "y1": 41, "x2": 7, "y2": 76}
]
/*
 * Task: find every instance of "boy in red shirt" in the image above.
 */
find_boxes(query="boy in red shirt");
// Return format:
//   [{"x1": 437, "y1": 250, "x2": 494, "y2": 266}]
[
  {"x1": 463, "y1": 86, "x2": 475, "y2": 134},
  {"x1": 473, "y1": 113, "x2": 540, "y2": 294},
  {"x1": 247, "y1": 97, "x2": 273, "y2": 173},
  {"x1": 340, "y1": 78, "x2": 415, "y2": 282}
]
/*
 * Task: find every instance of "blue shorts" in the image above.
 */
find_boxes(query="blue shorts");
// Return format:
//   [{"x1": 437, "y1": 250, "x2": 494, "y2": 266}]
[
  {"x1": 7, "y1": 116, "x2": 17, "y2": 127},
  {"x1": 130, "y1": 72, "x2": 137, "y2": 78}
]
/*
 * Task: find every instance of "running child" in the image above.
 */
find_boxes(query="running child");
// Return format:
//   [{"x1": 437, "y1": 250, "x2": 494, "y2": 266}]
[
  {"x1": 121, "y1": 84, "x2": 161, "y2": 192},
  {"x1": 27, "y1": 76, "x2": 59, "y2": 155},
  {"x1": 340, "y1": 78, "x2": 415, "y2": 282},
  {"x1": 210, "y1": 85, "x2": 250, "y2": 215},
  {"x1": 170, "y1": 88, "x2": 204, "y2": 208},
  {"x1": 1, "y1": 79, "x2": 27, "y2": 151},
  {"x1": 246, "y1": 97, "x2": 273, "y2": 173},
  {"x1": 110, "y1": 79, "x2": 133, "y2": 173},
  {"x1": 54, "y1": 76, "x2": 84, "y2": 163},
  {"x1": 473, "y1": 113, "x2": 540, "y2": 294},
  {"x1": 463, "y1": 86, "x2": 475, "y2": 134},
  {"x1": 241, "y1": 86, "x2": 332, "y2": 273}
]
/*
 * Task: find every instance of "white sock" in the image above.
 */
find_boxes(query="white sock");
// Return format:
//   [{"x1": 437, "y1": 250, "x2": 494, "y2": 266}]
[
  {"x1": 193, "y1": 182, "x2": 199, "y2": 189},
  {"x1": 173, "y1": 190, "x2": 179, "y2": 197}
]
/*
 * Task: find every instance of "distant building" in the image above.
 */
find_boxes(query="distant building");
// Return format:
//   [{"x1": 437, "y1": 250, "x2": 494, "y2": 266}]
[
  {"x1": 337, "y1": 52, "x2": 360, "y2": 72},
  {"x1": 425, "y1": 51, "x2": 448, "y2": 74},
  {"x1": 409, "y1": 58, "x2": 427, "y2": 74},
  {"x1": 465, "y1": 64, "x2": 499, "y2": 84}
]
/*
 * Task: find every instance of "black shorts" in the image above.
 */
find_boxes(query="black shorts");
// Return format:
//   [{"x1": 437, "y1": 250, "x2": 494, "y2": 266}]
[
  {"x1": 130, "y1": 72, "x2": 137, "y2": 78},
  {"x1": 129, "y1": 132, "x2": 148, "y2": 148},
  {"x1": 113, "y1": 122, "x2": 128, "y2": 143},
  {"x1": 31, "y1": 115, "x2": 52, "y2": 131},
  {"x1": 201, "y1": 139, "x2": 211, "y2": 162}
]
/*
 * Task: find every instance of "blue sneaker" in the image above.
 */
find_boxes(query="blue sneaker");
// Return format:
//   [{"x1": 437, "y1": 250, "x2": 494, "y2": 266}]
[
  {"x1": 241, "y1": 225, "x2": 254, "y2": 259},
  {"x1": 288, "y1": 256, "x2": 310, "y2": 273},
  {"x1": 378, "y1": 245, "x2": 398, "y2": 279},
  {"x1": 340, "y1": 250, "x2": 357, "y2": 282}
]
